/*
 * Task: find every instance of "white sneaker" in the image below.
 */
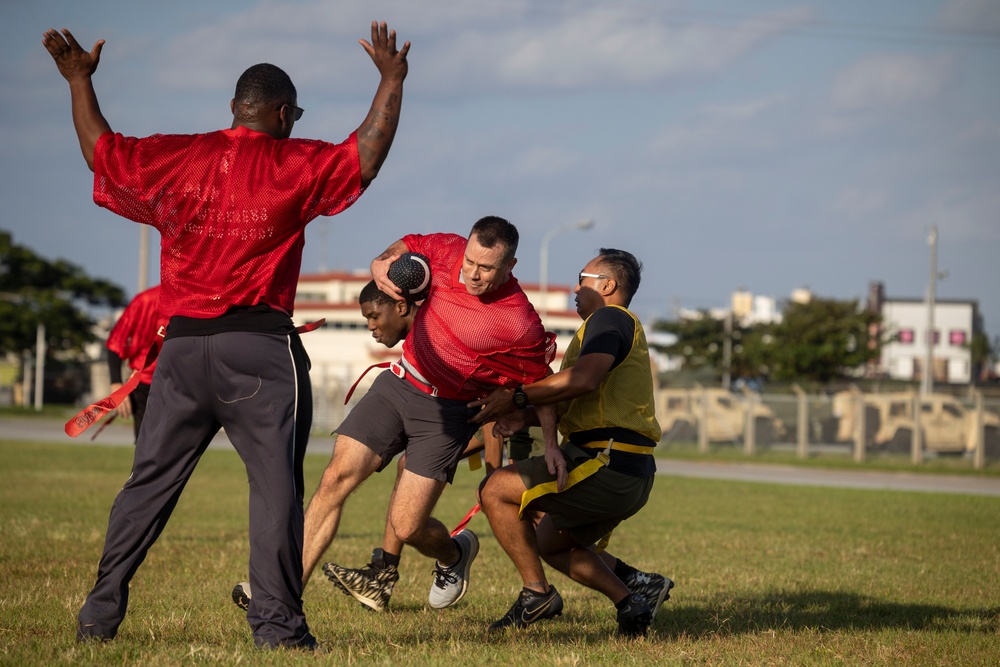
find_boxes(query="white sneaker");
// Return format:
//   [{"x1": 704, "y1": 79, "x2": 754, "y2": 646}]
[{"x1": 428, "y1": 529, "x2": 479, "y2": 609}]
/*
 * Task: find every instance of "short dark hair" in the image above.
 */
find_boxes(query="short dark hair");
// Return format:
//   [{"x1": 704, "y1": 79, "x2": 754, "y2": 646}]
[
  {"x1": 359, "y1": 280, "x2": 395, "y2": 307},
  {"x1": 470, "y1": 216, "x2": 519, "y2": 264},
  {"x1": 596, "y1": 248, "x2": 642, "y2": 306},
  {"x1": 234, "y1": 63, "x2": 297, "y2": 108}
]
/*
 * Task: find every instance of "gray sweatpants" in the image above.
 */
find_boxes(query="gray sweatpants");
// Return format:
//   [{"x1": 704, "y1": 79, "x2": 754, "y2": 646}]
[{"x1": 76, "y1": 330, "x2": 314, "y2": 648}]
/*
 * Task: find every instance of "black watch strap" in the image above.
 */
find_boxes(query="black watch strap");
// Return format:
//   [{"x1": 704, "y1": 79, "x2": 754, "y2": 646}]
[{"x1": 512, "y1": 384, "x2": 529, "y2": 410}]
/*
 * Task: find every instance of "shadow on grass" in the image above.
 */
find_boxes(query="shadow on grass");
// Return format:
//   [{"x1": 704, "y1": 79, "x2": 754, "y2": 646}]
[{"x1": 655, "y1": 590, "x2": 998, "y2": 638}]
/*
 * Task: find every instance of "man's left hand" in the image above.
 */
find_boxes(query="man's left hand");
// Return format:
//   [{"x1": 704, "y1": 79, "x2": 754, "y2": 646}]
[{"x1": 468, "y1": 385, "x2": 515, "y2": 423}]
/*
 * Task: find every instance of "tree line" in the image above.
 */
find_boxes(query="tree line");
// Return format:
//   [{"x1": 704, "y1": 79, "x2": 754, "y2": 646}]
[{"x1": 0, "y1": 229, "x2": 125, "y2": 359}]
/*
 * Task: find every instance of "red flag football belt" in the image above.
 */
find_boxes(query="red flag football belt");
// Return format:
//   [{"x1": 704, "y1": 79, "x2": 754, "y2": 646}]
[
  {"x1": 390, "y1": 360, "x2": 439, "y2": 397},
  {"x1": 67, "y1": 319, "x2": 326, "y2": 438}
]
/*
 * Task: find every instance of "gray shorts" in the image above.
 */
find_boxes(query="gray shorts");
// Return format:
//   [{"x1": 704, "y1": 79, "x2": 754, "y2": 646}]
[
  {"x1": 335, "y1": 371, "x2": 480, "y2": 483},
  {"x1": 517, "y1": 442, "x2": 654, "y2": 546}
]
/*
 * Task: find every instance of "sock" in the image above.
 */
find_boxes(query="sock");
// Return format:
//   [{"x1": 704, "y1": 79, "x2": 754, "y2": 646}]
[
  {"x1": 614, "y1": 559, "x2": 639, "y2": 580},
  {"x1": 440, "y1": 537, "x2": 462, "y2": 568},
  {"x1": 382, "y1": 551, "x2": 401, "y2": 568},
  {"x1": 614, "y1": 594, "x2": 634, "y2": 611}
]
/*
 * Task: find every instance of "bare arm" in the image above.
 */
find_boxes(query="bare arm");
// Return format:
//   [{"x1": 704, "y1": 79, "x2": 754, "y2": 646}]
[
  {"x1": 356, "y1": 21, "x2": 409, "y2": 187},
  {"x1": 470, "y1": 352, "x2": 616, "y2": 423},
  {"x1": 370, "y1": 238, "x2": 409, "y2": 300},
  {"x1": 534, "y1": 403, "x2": 567, "y2": 490},
  {"x1": 482, "y1": 422, "x2": 504, "y2": 474},
  {"x1": 43, "y1": 29, "x2": 111, "y2": 171}
]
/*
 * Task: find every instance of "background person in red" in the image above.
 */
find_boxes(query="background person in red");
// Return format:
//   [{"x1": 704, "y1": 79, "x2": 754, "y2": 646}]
[
  {"x1": 105, "y1": 284, "x2": 166, "y2": 442},
  {"x1": 44, "y1": 21, "x2": 408, "y2": 650}
]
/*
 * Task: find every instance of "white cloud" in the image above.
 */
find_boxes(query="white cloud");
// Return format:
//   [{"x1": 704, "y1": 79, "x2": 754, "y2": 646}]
[
  {"x1": 835, "y1": 186, "x2": 889, "y2": 217},
  {"x1": 703, "y1": 94, "x2": 790, "y2": 122},
  {"x1": 489, "y1": 6, "x2": 815, "y2": 90},
  {"x1": 830, "y1": 53, "x2": 953, "y2": 112},
  {"x1": 937, "y1": 0, "x2": 1000, "y2": 31},
  {"x1": 152, "y1": 1, "x2": 816, "y2": 96},
  {"x1": 649, "y1": 94, "x2": 789, "y2": 156}
]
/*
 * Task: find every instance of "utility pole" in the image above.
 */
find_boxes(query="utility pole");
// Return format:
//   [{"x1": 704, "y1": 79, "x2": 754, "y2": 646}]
[
  {"x1": 539, "y1": 219, "x2": 594, "y2": 321},
  {"x1": 921, "y1": 226, "x2": 937, "y2": 395},
  {"x1": 722, "y1": 310, "x2": 732, "y2": 389},
  {"x1": 34, "y1": 323, "x2": 46, "y2": 411},
  {"x1": 138, "y1": 226, "x2": 150, "y2": 293}
]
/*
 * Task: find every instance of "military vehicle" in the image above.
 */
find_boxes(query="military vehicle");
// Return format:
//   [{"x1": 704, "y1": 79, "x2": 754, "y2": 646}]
[
  {"x1": 830, "y1": 391, "x2": 1000, "y2": 454},
  {"x1": 656, "y1": 387, "x2": 786, "y2": 444}
]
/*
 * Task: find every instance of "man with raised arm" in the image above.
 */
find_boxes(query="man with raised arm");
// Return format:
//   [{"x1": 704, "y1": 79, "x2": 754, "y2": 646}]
[{"x1": 44, "y1": 21, "x2": 408, "y2": 649}]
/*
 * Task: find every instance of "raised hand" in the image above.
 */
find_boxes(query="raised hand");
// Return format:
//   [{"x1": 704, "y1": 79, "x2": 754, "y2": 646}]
[
  {"x1": 359, "y1": 21, "x2": 410, "y2": 83},
  {"x1": 43, "y1": 28, "x2": 104, "y2": 82}
]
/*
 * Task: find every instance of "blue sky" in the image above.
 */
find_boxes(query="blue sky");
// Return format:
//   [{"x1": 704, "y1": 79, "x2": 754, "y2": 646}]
[{"x1": 4, "y1": 0, "x2": 999, "y2": 335}]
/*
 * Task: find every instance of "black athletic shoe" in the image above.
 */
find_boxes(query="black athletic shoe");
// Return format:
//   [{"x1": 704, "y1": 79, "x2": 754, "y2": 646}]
[
  {"x1": 616, "y1": 593, "x2": 653, "y2": 638},
  {"x1": 488, "y1": 585, "x2": 564, "y2": 632},
  {"x1": 622, "y1": 570, "x2": 674, "y2": 620}
]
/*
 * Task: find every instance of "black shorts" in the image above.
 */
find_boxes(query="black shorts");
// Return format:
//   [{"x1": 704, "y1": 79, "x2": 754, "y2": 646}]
[
  {"x1": 517, "y1": 442, "x2": 654, "y2": 546},
  {"x1": 335, "y1": 372, "x2": 480, "y2": 483}
]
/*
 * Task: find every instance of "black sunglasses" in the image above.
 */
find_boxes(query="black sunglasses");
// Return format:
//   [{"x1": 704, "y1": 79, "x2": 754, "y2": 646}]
[{"x1": 278, "y1": 103, "x2": 304, "y2": 121}]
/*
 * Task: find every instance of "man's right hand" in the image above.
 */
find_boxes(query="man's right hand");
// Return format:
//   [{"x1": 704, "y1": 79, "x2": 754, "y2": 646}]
[{"x1": 43, "y1": 28, "x2": 104, "y2": 82}]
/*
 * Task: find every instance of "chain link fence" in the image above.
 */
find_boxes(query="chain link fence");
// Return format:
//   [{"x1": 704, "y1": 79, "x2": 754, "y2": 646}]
[{"x1": 656, "y1": 385, "x2": 1000, "y2": 468}]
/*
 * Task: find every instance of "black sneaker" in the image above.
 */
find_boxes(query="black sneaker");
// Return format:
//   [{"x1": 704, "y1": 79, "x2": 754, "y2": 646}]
[
  {"x1": 488, "y1": 585, "x2": 563, "y2": 632},
  {"x1": 616, "y1": 593, "x2": 653, "y2": 638},
  {"x1": 622, "y1": 570, "x2": 674, "y2": 620}
]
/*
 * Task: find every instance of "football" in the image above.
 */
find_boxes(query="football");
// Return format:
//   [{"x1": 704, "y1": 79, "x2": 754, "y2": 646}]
[{"x1": 387, "y1": 252, "x2": 431, "y2": 301}]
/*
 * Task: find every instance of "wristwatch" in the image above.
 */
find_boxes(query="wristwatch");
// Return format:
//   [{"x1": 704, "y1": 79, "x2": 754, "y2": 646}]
[{"x1": 512, "y1": 384, "x2": 529, "y2": 410}]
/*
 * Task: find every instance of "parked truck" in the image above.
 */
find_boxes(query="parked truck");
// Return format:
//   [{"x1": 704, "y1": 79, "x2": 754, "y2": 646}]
[
  {"x1": 655, "y1": 387, "x2": 786, "y2": 444},
  {"x1": 830, "y1": 391, "x2": 1000, "y2": 455}
]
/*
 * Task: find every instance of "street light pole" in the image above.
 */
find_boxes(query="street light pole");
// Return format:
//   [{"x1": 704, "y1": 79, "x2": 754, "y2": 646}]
[
  {"x1": 539, "y1": 219, "x2": 594, "y2": 321},
  {"x1": 922, "y1": 226, "x2": 937, "y2": 396},
  {"x1": 138, "y1": 225, "x2": 150, "y2": 293}
]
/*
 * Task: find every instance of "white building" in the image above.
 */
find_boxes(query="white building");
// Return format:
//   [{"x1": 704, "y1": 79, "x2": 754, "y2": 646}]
[{"x1": 879, "y1": 298, "x2": 980, "y2": 385}]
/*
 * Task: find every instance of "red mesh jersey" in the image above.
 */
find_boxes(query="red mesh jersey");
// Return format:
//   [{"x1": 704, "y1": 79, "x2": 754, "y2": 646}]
[
  {"x1": 400, "y1": 233, "x2": 556, "y2": 400},
  {"x1": 93, "y1": 127, "x2": 363, "y2": 319},
  {"x1": 106, "y1": 285, "x2": 167, "y2": 384}
]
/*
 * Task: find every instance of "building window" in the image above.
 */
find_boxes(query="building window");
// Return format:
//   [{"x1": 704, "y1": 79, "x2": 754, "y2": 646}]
[
  {"x1": 949, "y1": 330, "x2": 966, "y2": 346},
  {"x1": 897, "y1": 329, "x2": 914, "y2": 344}
]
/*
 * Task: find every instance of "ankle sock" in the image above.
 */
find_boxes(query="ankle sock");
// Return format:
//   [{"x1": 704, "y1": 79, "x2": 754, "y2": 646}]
[{"x1": 614, "y1": 559, "x2": 639, "y2": 580}]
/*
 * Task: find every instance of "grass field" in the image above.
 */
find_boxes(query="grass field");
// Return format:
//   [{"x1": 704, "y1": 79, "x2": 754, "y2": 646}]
[{"x1": 1, "y1": 439, "x2": 998, "y2": 666}]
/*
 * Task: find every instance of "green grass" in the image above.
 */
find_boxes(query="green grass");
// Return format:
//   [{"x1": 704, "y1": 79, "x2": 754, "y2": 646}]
[
  {"x1": 1, "y1": 439, "x2": 998, "y2": 666},
  {"x1": 656, "y1": 440, "x2": 1000, "y2": 477}
]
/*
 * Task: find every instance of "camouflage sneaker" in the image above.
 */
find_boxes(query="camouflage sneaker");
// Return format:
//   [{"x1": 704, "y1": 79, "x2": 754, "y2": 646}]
[
  {"x1": 622, "y1": 570, "x2": 673, "y2": 620},
  {"x1": 323, "y1": 549, "x2": 400, "y2": 613},
  {"x1": 616, "y1": 593, "x2": 653, "y2": 638},
  {"x1": 232, "y1": 581, "x2": 252, "y2": 611}
]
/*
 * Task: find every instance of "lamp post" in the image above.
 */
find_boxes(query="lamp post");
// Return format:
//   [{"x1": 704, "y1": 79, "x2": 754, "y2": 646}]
[
  {"x1": 922, "y1": 226, "x2": 937, "y2": 396},
  {"x1": 138, "y1": 226, "x2": 150, "y2": 293},
  {"x1": 539, "y1": 219, "x2": 594, "y2": 321}
]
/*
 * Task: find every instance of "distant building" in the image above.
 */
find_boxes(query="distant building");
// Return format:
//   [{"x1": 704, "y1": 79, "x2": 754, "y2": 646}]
[
  {"x1": 729, "y1": 289, "x2": 784, "y2": 326},
  {"x1": 867, "y1": 281, "x2": 981, "y2": 385}
]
